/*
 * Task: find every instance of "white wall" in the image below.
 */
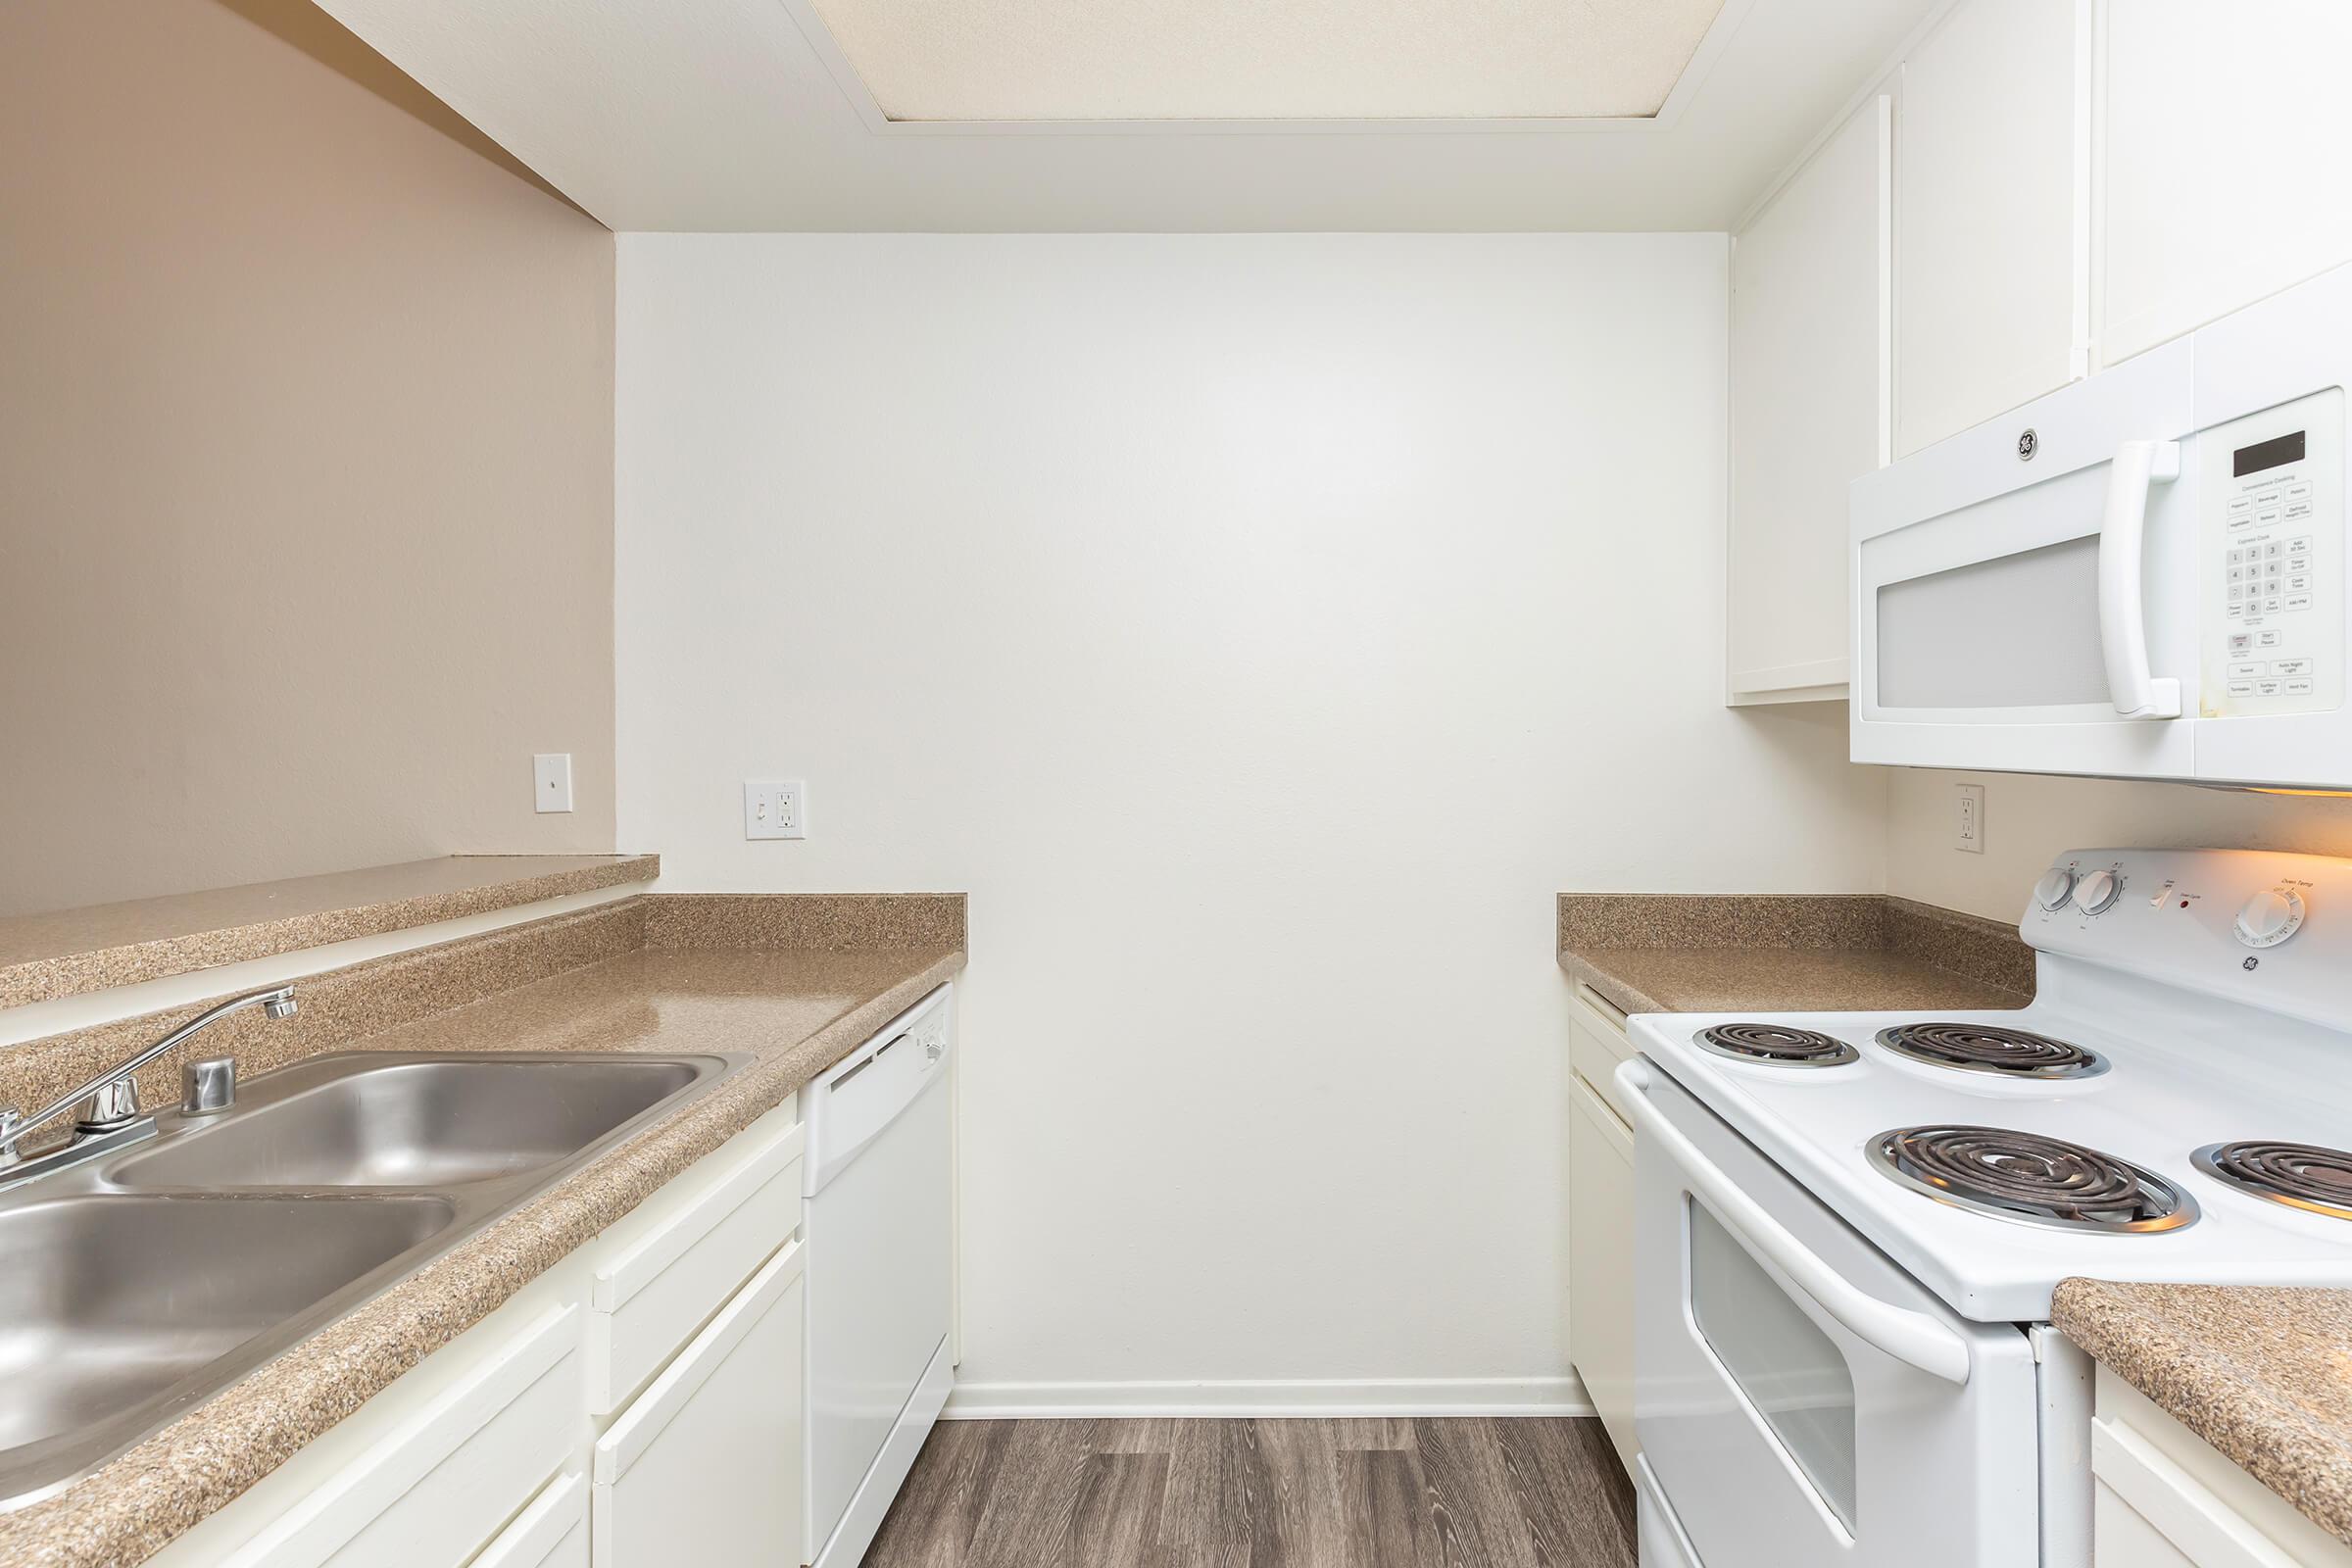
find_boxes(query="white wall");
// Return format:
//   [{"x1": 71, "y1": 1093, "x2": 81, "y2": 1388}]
[
  {"x1": 1886, "y1": 770, "x2": 2352, "y2": 922},
  {"x1": 615, "y1": 233, "x2": 1886, "y2": 1408}
]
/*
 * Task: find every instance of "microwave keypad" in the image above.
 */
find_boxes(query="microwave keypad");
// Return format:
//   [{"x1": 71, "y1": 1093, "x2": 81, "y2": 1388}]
[{"x1": 2203, "y1": 393, "x2": 2342, "y2": 717}]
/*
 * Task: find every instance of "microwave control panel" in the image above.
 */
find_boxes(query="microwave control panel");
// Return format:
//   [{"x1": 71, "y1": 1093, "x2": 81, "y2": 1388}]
[{"x1": 2200, "y1": 386, "x2": 2344, "y2": 717}]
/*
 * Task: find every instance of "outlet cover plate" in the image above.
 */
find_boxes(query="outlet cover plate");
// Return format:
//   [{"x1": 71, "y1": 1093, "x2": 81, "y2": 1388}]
[
  {"x1": 744, "y1": 779, "x2": 807, "y2": 841},
  {"x1": 1953, "y1": 783, "x2": 1985, "y2": 854},
  {"x1": 533, "y1": 754, "x2": 573, "y2": 814}
]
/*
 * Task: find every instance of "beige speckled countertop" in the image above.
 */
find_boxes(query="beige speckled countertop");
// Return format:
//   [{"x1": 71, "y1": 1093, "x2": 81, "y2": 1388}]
[
  {"x1": 1558, "y1": 892, "x2": 2034, "y2": 1013},
  {"x1": 0, "y1": 898, "x2": 963, "y2": 1568},
  {"x1": 0, "y1": 855, "x2": 661, "y2": 1010},
  {"x1": 2055, "y1": 1279, "x2": 2352, "y2": 1546}
]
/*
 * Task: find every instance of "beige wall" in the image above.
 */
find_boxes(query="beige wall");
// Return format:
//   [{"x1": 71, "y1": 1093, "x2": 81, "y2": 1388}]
[
  {"x1": 0, "y1": 0, "x2": 615, "y2": 917},
  {"x1": 1886, "y1": 769, "x2": 2352, "y2": 921}
]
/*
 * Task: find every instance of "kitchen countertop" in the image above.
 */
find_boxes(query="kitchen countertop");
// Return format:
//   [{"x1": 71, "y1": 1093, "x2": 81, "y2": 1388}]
[
  {"x1": 0, "y1": 922, "x2": 963, "y2": 1568},
  {"x1": 2054, "y1": 1278, "x2": 2352, "y2": 1547},
  {"x1": 0, "y1": 855, "x2": 661, "y2": 1010},
  {"x1": 1557, "y1": 892, "x2": 2034, "y2": 1014}
]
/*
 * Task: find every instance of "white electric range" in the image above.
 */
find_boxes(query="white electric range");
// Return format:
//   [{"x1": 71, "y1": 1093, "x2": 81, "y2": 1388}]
[{"x1": 1618, "y1": 847, "x2": 2352, "y2": 1568}]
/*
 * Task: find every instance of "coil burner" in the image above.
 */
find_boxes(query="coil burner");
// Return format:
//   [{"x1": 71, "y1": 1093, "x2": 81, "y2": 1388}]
[
  {"x1": 1875, "y1": 1022, "x2": 2107, "y2": 1080},
  {"x1": 2193, "y1": 1141, "x2": 2352, "y2": 1222},
  {"x1": 1695, "y1": 1023, "x2": 1859, "y2": 1068},
  {"x1": 1869, "y1": 1125, "x2": 2196, "y2": 1233}
]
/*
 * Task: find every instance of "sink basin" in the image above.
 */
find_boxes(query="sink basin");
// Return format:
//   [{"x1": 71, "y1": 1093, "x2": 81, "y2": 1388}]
[
  {"x1": 0, "y1": 1194, "x2": 456, "y2": 1504},
  {"x1": 110, "y1": 1053, "x2": 722, "y2": 1190},
  {"x1": 0, "y1": 1049, "x2": 742, "y2": 1508}
]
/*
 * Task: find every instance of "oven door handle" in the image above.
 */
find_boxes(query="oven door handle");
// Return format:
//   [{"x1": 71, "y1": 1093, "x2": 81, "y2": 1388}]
[
  {"x1": 2098, "y1": 437, "x2": 2183, "y2": 719},
  {"x1": 1616, "y1": 1060, "x2": 1974, "y2": 1387}
]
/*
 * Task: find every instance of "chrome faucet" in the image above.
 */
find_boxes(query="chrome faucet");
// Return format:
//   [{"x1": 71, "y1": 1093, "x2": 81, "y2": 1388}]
[{"x1": 0, "y1": 984, "x2": 297, "y2": 1183}]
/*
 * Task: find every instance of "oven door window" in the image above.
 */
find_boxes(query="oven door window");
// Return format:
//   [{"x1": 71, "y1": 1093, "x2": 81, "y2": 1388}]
[{"x1": 1687, "y1": 1200, "x2": 1860, "y2": 1531}]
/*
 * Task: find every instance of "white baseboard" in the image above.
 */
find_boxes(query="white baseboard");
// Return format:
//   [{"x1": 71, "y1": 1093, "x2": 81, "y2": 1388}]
[{"x1": 943, "y1": 1375, "x2": 1593, "y2": 1420}]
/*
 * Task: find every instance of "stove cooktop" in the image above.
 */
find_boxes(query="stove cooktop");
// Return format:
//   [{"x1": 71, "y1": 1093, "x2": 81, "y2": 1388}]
[
  {"x1": 1628, "y1": 849, "x2": 2352, "y2": 1321},
  {"x1": 1636, "y1": 999, "x2": 2352, "y2": 1321}
]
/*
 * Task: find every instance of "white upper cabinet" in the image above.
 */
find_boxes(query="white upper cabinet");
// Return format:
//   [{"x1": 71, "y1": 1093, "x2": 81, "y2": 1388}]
[
  {"x1": 1722, "y1": 0, "x2": 2352, "y2": 705},
  {"x1": 2100, "y1": 0, "x2": 2352, "y2": 367},
  {"x1": 1727, "y1": 96, "x2": 1891, "y2": 704},
  {"x1": 1894, "y1": 0, "x2": 2091, "y2": 457}
]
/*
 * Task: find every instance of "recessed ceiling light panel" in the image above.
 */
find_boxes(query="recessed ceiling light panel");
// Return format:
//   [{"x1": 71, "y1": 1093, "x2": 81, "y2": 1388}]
[{"x1": 797, "y1": 0, "x2": 1733, "y2": 123}]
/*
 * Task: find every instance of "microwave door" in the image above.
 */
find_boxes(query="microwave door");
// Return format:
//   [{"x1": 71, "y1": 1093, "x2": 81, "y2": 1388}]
[{"x1": 1849, "y1": 340, "x2": 2198, "y2": 780}]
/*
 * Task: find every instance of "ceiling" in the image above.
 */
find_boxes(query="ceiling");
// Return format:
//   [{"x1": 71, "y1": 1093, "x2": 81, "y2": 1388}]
[
  {"x1": 310, "y1": 0, "x2": 1943, "y2": 231},
  {"x1": 802, "y1": 0, "x2": 1730, "y2": 122}
]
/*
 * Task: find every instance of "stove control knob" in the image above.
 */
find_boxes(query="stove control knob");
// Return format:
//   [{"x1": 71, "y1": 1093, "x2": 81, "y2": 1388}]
[
  {"x1": 2235, "y1": 887, "x2": 2306, "y2": 949},
  {"x1": 2073, "y1": 870, "x2": 2122, "y2": 915},
  {"x1": 2034, "y1": 867, "x2": 2078, "y2": 911}
]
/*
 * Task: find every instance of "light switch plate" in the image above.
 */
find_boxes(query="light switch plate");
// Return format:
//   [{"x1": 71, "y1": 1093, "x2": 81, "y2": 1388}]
[
  {"x1": 1953, "y1": 782, "x2": 1985, "y2": 854},
  {"x1": 744, "y1": 779, "x2": 806, "y2": 841},
  {"x1": 533, "y1": 754, "x2": 573, "y2": 814}
]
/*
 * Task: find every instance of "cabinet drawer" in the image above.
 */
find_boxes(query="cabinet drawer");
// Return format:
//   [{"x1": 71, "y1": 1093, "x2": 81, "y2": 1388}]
[
  {"x1": 1567, "y1": 984, "x2": 1636, "y2": 1124},
  {"x1": 2093, "y1": 1420, "x2": 2299, "y2": 1568},
  {"x1": 584, "y1": 1109, "x2": 804, "y2": 1414},
  {"x1": 225, "y1": 1302, "x2": 579, "y2": 1568},
  {"x1": 468, "y1": 1470, "x2": 588, "y2": 1568},
  {"x1": 2092, "y1": 1370, "x2": 2352, "y2": 1567},
  {"x1": 593, "y1": 1238, "x2": 806, "y2": 1568}
]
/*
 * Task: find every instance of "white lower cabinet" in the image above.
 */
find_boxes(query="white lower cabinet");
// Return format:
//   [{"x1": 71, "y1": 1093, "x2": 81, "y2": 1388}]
[
  {"x1": 148, "y1": 1100, "x2": 808, "y2": 1568},
  {"x1": 1565, "y1": 985, "x2": 1638, "y2": 1473},
  {"x1": 210, "y1": 1301, "x2": 581, "y2": 1568},
  {"x1": 592, "y1": 1238, "x2": 805, "y2": 1568},
  {"x1": 471, "y1": 1472, "x2": 590, "y2": 1568},
  {"x1": 2092, "y1": 1367, "x2": 2352, "y2": 1568}
]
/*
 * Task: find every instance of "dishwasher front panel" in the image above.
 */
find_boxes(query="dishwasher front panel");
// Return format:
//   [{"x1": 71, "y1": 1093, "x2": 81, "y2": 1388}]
[{"x1": 804, "y1": 984, "x2": 955, "y2": 1566}]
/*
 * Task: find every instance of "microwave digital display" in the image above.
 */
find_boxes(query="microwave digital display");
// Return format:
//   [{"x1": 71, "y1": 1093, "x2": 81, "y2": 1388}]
[{"x1": 2233, "y1": 430, "x2": 2306, "y2": 477}]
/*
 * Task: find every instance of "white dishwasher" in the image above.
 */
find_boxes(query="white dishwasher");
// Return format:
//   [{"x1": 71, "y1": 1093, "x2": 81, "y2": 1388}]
[{"x1": 802, "y1": 982, "x2": 955, "y2": 1568}]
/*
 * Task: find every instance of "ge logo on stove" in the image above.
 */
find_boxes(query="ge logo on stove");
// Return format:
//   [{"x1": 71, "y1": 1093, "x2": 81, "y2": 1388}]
[
  {"x1": 2243, "y1": 956, "x2": 2261, "y2": 971},
  {"x1": 2017, "y1": 427, "x2": 2038, "y2": 462}
]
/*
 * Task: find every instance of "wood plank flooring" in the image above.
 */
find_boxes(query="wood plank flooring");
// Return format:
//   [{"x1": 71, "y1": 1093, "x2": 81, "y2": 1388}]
[{"x1": 864, "y1": 1417, "x2": 1637, "y2": 1568}]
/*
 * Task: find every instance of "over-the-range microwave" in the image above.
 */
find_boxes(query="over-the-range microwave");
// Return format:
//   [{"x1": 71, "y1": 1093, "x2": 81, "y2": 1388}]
[{"x1": 1851, "y1": 261, "x2": 2352, "y2": 789}]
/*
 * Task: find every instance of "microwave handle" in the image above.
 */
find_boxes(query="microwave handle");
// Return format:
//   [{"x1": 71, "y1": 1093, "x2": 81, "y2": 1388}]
[
  {"x1": 1616, "y1": 1059, "x2": 1974, "y2": 1387},
  {"x1": 2099, "y1": 438, "x2": 2183, "y2": 719}
]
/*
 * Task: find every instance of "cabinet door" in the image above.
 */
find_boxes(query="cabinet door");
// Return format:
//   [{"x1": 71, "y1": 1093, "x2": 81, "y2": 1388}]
[
  {"x1": 2100, "y1": 0, "x2": 2352, "y2": 366},
  {"x1": 1895, "y1": 0, "x2": 2090, "y2": 456},
  {"x1": 593, "y1": 1239, "x2": 806, "y2": 1568},
  {"x1": 1728, "y1": 95, "x2": 1890, "y2": 703},
  {"x1": 1568, "y1": 1073, "x2": 1637, "y2": 1473}
]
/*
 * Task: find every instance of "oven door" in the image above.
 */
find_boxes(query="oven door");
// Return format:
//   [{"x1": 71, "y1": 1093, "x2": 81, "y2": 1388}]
[
  {"x1": 1850, "y1": 337, "x2": 2200, "y2": 780},
  {"x1": 1618, "y1": 1060, "x2": 2042, "y2": 1568}
]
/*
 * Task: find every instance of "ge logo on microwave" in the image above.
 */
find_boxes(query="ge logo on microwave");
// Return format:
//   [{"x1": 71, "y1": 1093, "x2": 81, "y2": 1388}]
[{"x1": 2016, "y1": 428, "x2": 2038, "y2": 462}]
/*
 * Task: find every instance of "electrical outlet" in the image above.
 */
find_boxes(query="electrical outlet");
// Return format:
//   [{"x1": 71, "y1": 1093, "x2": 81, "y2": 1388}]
[
  {"x1": 1954, "y1": 783, "x2": 1985, "y2": 854},
  {"x1": 533, "y1": 754, "x2": 573, "y2": 814},
  {"x1": 743, "y1": 779, "x2": 807, "y2": 841}
]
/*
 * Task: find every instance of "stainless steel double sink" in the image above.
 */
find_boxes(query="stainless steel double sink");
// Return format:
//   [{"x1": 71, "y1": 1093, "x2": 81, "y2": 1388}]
[{"x1": 0, "y1": 1051, "x2": 746, "y2": 1511}]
